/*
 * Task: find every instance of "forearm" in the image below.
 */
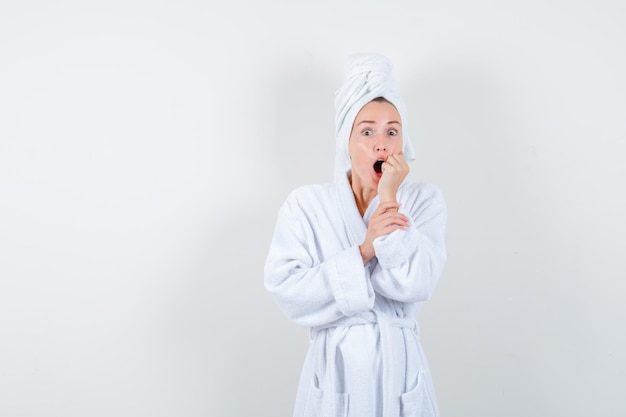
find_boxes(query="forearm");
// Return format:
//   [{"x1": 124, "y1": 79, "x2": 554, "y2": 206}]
[{"x1": 265, "y1": 245, "x2": 375, "y2": 327}]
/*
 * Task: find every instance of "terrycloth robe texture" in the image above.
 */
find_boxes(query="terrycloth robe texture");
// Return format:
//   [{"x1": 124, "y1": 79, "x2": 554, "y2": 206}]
[
  {"x1": 265, "y1": 53, "x2": 447, "y2": 417},
  {"x1": 265, "y1": 177, "x2": 447, "y2": 417}
]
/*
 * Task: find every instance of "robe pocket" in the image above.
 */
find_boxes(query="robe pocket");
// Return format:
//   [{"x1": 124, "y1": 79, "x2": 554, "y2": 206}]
[
  {"x1": 400, "y1": 372, "x2": 437, "y2": 417},
  {"x1": 304, "y1": 381, "x2": 349, "y2": 417}
]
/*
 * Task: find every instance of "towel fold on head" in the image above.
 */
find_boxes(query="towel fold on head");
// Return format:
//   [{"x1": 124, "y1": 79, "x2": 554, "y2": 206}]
[{"x1": 334, "y1": 53, "x2": 416, "y2": 181}]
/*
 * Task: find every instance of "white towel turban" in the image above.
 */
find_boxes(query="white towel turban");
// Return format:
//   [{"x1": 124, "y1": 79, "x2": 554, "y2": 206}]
[{"x1": 333, "y1": 53, "x2": 416, "y2": 181}]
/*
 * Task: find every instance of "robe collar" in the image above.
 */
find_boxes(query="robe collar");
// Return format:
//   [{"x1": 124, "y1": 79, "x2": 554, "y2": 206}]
[{"x1": 335, "y1": 172, "x2": 380, "y2": 246}]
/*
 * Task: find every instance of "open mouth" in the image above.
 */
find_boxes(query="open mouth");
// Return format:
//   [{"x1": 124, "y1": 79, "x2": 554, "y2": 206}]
[{"x1": 373, "y1": 160, "x2": 384, "y2": 174}]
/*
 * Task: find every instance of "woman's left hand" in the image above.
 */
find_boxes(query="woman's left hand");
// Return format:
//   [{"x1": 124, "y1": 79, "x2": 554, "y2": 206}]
[
  {"x1": 359, "y1": 201, "x2": 409, "y2": 264},
  {"x1": 378, "y1": 153, "x2": 409, "y2": 203}
]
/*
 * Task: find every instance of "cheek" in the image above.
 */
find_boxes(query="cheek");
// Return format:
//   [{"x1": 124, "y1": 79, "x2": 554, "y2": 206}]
[
  {"x1": 347, "y1": 137, "x2": 358, "y2": 159},
  {"x1": 357, "y1": 144, "x2": 372, "y2": 164},
  {"x1": 349, "y1": 147, "x2": 368, "y2": 169},
  {"x1": 393, "y1": 138, "x2": 403, "y2": 153}
]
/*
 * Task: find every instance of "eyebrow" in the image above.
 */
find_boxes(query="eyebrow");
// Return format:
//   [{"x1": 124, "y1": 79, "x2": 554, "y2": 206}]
[{"x1": 357, "y1": 120, "x2": 401, "y2": 125}]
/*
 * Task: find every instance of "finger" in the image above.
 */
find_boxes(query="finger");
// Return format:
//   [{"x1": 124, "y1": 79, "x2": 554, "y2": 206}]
[
  {"x1": 383, "y1": 154, "x2": 405, "y2": 172},
  {"x1": 372, "y1": 223, "x2": 408, "y2": 238},
  {"x1": 385, "y1": 154, "x2": 409, "y2": 176},
  {"x1": 372, "y1": 211, "x2": 409, "y2": 227},
  {"x1": 385, "y1": 214, "x2": 409, "y2": 227},
  {"x1": 395, "y1": 153, "x2": 409, "y2": 170},
  {"x1": 374, "y1": 211, "x2": 409, "y2": 222},
  {"x1": 373, "y1": 213, "x2": 410, "y2": 229},
  {"x1": 395, "y1": 152, "x2": 405, "y2": 161},
  {"x1": 374, "y1": 204, "x2": 401, "y2": 216},
  {"x1": 382, "y1": 158, "x2": 396, "y2": 171},
  {"x1": 389, "y1": 153, "x2": 406, "y2": 167},
  {"x1": 372, "y1": 207, "x2": 408, "y2": 220}
]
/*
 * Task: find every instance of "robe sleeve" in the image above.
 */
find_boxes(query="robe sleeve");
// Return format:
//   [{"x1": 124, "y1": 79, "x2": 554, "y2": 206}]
[
  {"x1": 264, "y1": 192, "x2": 375, "y2": 328},
  {"x1": 370, "y1": 184, "x2": 447, "y2": 303}
]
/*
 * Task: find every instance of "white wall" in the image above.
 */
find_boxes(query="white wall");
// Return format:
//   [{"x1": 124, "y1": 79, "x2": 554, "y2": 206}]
[{"x1": 1, "y1": 1, "x2": 625, "y2": 416}]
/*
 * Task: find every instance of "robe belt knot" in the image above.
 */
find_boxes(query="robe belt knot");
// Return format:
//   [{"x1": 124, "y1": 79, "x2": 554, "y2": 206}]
[{"x1": 309, "y1": 312, "x2": 417, "y2": 337}]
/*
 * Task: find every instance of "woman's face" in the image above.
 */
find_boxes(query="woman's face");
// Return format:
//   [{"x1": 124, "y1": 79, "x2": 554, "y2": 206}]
[{"x1": 348, "y1": 100, "x2": 403, "y2": 191}]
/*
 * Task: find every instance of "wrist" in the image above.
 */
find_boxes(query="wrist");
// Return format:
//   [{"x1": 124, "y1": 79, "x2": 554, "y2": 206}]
[
  {"x1": 378, "y1": 186, "x2": 397, "y2": 203},
  {"x1": 359, "y1": 243, "x2": 374, "y2": 265},
  {"x1": 378, "y1": 192, "x2": 397, "y2": 205}
]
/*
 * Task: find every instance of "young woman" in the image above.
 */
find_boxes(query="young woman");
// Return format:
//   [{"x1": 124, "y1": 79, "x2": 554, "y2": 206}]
[{"x1": 265, "y1": 53, "x2": 447, "y2": 417}]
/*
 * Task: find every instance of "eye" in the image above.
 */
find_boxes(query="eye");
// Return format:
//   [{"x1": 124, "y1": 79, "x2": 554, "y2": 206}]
[
  {"x1": 362, "y1": 129, "x2": 373, "y2": 136},
  {"x1": 388, "y1": 129, "x2": 398, "y2": 136}
]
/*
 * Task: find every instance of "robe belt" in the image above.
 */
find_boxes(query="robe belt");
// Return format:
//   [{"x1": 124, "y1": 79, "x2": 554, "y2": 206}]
[{"x1": 310, "y1": 312, "x2": 418, "y2": 417}]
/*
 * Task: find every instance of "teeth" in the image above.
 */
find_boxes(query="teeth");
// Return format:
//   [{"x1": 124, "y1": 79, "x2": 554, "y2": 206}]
[{"x1": 373, "y1": 160, "x2": 383, "y2": 173}]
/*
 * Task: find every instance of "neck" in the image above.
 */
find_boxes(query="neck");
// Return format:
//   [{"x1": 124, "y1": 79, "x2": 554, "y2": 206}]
[{"x1": 349, "y1": 174, "x2": 377, "y2": 216}]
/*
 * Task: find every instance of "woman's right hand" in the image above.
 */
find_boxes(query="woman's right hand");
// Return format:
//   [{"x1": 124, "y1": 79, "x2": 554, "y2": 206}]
[{"x1": 359, "y1": 201, "x2": 409, "y2": 264}]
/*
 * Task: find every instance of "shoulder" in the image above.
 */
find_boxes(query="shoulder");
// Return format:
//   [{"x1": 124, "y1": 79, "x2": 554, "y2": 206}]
[
  {"x1": 286, "y1": 183, "x2": 335, "y2": 202},
  {"x1": 398, "y1": 181, "x2": 447, "y2": 215},
  {"x1": 281, "y1": 183, "x2": 337, "y2": 214},
  {"x1": 399, "y1": 181, "x2": 445, "y2": 202}
]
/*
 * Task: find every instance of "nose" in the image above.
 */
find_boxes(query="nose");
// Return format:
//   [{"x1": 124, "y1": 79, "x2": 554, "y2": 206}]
[{"x1": 375, "y1": 143, "x2": 387, "y2": 152}]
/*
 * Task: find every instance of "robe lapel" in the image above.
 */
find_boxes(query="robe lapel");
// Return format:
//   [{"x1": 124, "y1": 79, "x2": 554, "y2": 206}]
[{"x1": 335, "y1": 174, "x2": 379, "y2": 247}]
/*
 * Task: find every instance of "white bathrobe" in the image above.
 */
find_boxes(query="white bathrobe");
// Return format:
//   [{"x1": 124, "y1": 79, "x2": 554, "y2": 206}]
[{"x1": 264, "y1": 173, "x2": 447, "y2": 417}]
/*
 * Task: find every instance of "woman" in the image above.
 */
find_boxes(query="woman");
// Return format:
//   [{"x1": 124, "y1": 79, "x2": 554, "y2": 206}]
[{"x1": 264, "y1": 53, "x2": 447, "y2": 417}]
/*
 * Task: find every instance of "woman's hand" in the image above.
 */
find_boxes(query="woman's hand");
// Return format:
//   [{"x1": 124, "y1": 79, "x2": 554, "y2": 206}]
[
  {"x1": 359, "y1": 201, "x2": 409, "y2": 264},
  {"x1": 377, "y1": 153, "x2": 409, "y2": 203}
]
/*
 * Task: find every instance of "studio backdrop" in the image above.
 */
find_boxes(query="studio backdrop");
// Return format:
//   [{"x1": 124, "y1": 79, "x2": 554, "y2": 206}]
[{"x1": 1, "y1": 1, "x2": 625, "y2": 416}]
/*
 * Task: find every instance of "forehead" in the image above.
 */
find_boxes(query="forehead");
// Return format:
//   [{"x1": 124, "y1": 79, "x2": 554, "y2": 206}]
[{"x1": 354, "y1": 100, "x2": 401, "y2": 124}]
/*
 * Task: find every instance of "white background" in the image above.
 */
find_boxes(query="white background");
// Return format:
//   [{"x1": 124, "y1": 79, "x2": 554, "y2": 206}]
[{"x1": 1, "y1": 1, "x2": 625, "y2": 416}]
